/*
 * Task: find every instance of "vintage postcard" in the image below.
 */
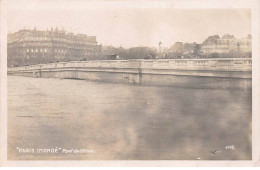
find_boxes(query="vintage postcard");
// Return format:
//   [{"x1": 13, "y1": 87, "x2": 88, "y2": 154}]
[{"x1": 0, "y1": 0, "x2": 260, "y2": 167}]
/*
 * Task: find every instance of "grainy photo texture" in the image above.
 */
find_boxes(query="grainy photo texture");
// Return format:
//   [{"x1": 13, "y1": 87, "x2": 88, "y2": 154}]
[{"x1": 5, "y1": 1, "x2": 253, "y2": 161}]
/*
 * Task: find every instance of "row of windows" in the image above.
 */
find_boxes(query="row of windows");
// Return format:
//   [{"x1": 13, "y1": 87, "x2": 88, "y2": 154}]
[
  {"x1": 26, "y1": 48, "x2": 97, "y2": 54},
  {"x1": 19, "y1": 37, "x2": 93, "y2": 44},
  {"x1": 27, "y1": 49, "x2": 48, "y2": 53},
  {"x1": 22, "y1": 43, "x2": 97, "y2": 49},
  {"x1": 24, "y1": 50, "x2": 98, "y2": 57},
  {"x1": 25, "y1": 37, "x2": 51, "y2": 41},
  {"x1": 25, "y1": 42, "x2": 52, "y2": 46},
  {"x1": 23, "y1": 36, "x2": 81, "y2": 41}
]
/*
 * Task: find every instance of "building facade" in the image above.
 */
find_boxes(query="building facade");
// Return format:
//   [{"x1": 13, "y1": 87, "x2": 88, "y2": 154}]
[
  {"x1": 201, "y1": 34, "x2": 252, "y2": 54},
  {"x1": 170, "y1": 42, "x2": 183, "y2": 53},
  {"x1": 169, "y1": 42, "x2": 198, "y2": 54},
  {"x1": 8, "y1": 28, "x2": 102, "y2": 66}
]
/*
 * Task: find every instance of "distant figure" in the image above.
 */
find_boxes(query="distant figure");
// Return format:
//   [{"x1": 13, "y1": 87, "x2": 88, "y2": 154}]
[{"x1": 210, "y1": 150, "x2": 221, "y2": 155}]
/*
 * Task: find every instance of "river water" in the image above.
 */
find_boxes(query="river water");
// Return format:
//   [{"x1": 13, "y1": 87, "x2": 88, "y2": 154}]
[{"x1": 7, "y1": 76, "x2": 252, "y2": 160}]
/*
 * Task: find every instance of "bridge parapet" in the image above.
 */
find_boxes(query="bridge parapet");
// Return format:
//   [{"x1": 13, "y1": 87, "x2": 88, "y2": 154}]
[
  {"x1": 7, "y1": 58, "x2": 252, "y2": 90},
  {"x1": 8, "y1": 58, "x2": 252, "y2": 73}
]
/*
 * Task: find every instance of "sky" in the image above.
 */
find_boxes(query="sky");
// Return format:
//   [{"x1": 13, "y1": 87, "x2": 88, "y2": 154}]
[{"x1": 6, "y1": 2, "x2": 251, "y2": 48}]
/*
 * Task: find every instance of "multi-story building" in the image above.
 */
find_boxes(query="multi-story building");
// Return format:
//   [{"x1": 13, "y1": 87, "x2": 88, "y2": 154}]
[
  {"x1": 238, "y1": 35, "x2": 252, "y2": 53},
  {"x1": 183, "y1": 42, "x2": 198, "y2": 54},
  {"x1": 201, "y1": 34, "x2": 252, "y2": 54},
  {"x1": 169, "y1": 42, "x2": 198, "y2": 54},
  {"x1": 169, "y1": 42, "x2": 183, "y2": 53},
  {"x1": 8, "y1": 28, "x2": 102, "y2": 66}
]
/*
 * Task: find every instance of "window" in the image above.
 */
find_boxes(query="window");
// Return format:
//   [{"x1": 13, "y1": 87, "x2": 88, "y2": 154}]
[
  {"x1": 27, "y1": 49, "x2": 29, "y2": 52},
  {"x1": 45, "y1": 49, "x2": 47, "y2": 52},
  {"x1": 31, "y1": 49, "x2": 34, "y2": 52},
  {"x1": 36, "y1": 49, "x2": 38, "y2": 53}
]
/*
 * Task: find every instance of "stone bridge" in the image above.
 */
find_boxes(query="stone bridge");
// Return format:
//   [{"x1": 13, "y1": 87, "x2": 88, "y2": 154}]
[{"x1": 8, "y1": 58, "x2": 252, "y2": 90}]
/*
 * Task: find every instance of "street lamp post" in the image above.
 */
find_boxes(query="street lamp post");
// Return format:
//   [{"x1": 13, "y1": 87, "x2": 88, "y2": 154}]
[{"x1": 159, "y1": 41, "x2": 162, "y2": 58}]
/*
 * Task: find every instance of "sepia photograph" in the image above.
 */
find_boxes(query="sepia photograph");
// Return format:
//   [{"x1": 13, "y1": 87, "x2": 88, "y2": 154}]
[{"x1": 1, "y1": 0, "x2": 260, "y2": 167}]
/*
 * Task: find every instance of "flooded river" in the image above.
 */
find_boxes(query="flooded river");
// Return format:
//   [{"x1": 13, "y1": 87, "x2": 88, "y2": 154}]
[{"x1": 8, "y1": 76, "x2": 252, "y2": 160}]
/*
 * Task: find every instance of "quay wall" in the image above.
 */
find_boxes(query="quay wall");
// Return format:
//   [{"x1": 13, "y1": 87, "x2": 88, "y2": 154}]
[{"x1": 8, "y1": 58, "x2": 252, "y2": 90}]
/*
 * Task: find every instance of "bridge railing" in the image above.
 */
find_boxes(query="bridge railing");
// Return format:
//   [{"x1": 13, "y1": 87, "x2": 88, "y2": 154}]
[
  {"x1": 8, "y1": 58, "x2": 252, "y2": 72},
  {"x1": 140, "y1": 58, "x2": 252, "y2": 71}
]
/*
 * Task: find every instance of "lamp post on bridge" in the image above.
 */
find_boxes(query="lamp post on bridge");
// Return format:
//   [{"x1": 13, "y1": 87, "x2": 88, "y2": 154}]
[{"x1": 159, "y1": 41, "x2": 162, "y2": 58}]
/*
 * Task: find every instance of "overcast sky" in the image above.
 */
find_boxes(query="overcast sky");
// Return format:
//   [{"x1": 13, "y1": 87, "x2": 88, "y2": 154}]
[{"x1": 7, "y1": 3, "x2": 251, "y2": 48}]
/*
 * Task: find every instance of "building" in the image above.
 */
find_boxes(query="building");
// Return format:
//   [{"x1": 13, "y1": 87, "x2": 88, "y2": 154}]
[
  {"x1": 169, "y1": 42, "x2": 183, "y2": 53},
  {"x1": 201, "y1": 34, "x2": 252, "y2": 54},
  {"x1": 8, "y1": 28, "x2": 102, "y2": 66},
  {"x1": 183, "y1": 42, "x2": 198, "y2": 54},
  {"x1": 238, "y1": 35, "x2": 252, "y2": 53},
  {"x1": 169, "y1": 42, "x2": 198, "y2": 54},
  {"x1": 102, "y1": 46, "x2": 118, "y2": 56}
]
